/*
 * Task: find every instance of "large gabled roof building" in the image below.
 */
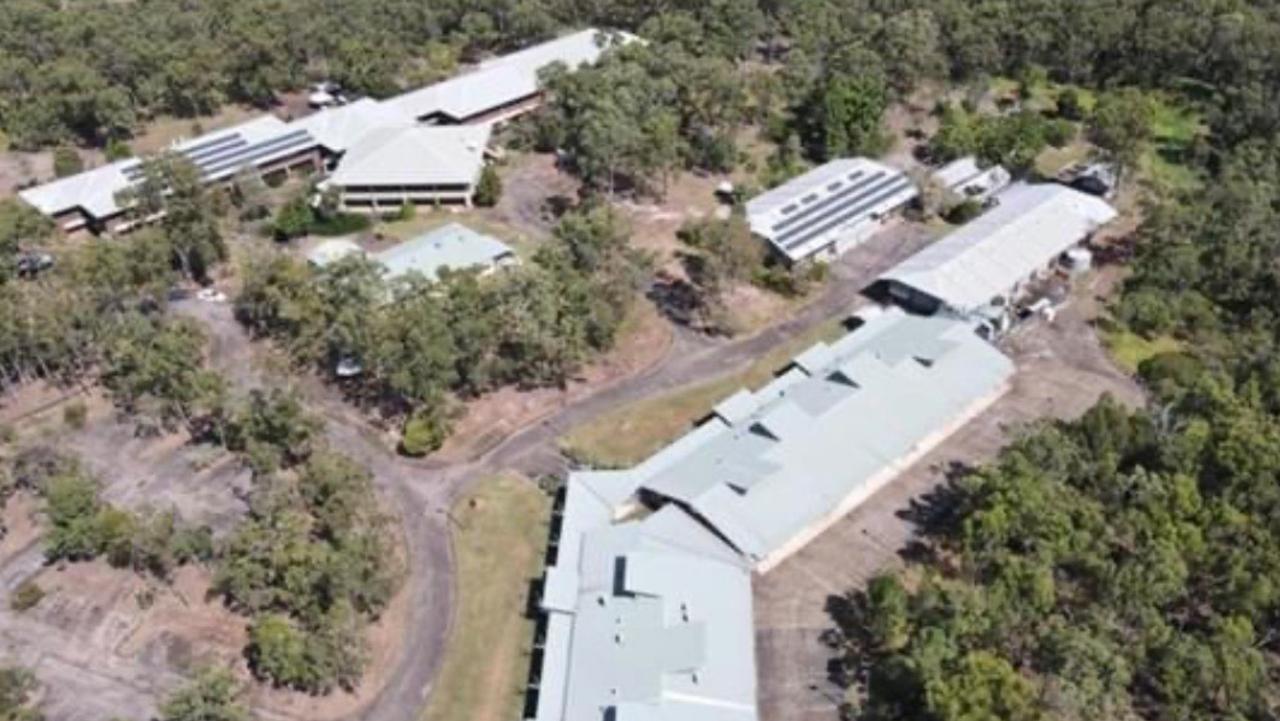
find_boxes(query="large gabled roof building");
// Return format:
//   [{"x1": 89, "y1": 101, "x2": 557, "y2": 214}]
[
  {"x1": 528, "y1": 308, "x2": 1016, "y2": 720},
  {"x1": 388, "y1": 29, "x2": 635, "y2": 125},
  {"x1": 878, "y1": 183, "x2": 1117, "y2": 316},
  {"x1": 534, "y1": 472, "x2": 758, "y2": 721}
]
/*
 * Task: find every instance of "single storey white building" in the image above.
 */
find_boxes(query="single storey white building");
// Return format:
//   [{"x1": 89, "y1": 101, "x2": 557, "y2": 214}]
[
  {"x1": 933, "y1": 155, "x2": 1011, "y2": 202},
  {"x1": 745, "y1": 158, "x2": 917, "y2": 265},
  {"x1": 878, "y1": 183, "x2": 1117, "y2": 320},
  {"x1": 319, "y1": 124, "x2": 492, "y2": 212}
]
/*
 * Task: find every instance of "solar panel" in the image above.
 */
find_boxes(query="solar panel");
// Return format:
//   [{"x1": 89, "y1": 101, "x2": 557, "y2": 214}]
[
  {"x1": 780, "y1": 178, "x2": 913, "y2": 252},
  {"x1": 183, "y1": 136, "x2": 250, "y2": 167},
  {"x1": 771, "y1": 171, "x2": 877, "y2": 234},
  {"x1": 120, "y1": 132, "x2": 249, "y2": 182},
  {"x1": 202, "y1": 130, "x2": 320, "y2": 179},
  {"x1": 777, "y1": 174, "x2": 907, "y2": 248},
  {"x1": 781, "y1": 177, "x2": 911, "y2": 251},
  {"x1": 177, "y1": 132, "x2": 246, "y2": 158},
  {"x1": 200, "y1": 130, "x2": 316, "y2": 180}
]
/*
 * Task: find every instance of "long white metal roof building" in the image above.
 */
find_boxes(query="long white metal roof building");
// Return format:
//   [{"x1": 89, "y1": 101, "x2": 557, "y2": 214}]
[
  {"x1": 387, "y1": 29, "x2": 634, "y2": 123},
  {"x1": 879, "y1": 183, "x2": 1117, "y2": 312},
  {"x1": 533, "y1": 472, "x2": 758, "y2": 721},
  {"x1": 627, "y1": 307, "x2": 1013, "y2": 571},
  {"x1": 745, "y1": 158, "x2": 917, "y2": 264}
]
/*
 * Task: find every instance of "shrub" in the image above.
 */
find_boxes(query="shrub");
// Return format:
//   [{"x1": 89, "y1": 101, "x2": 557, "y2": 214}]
[
  {"x1": 400, "y1": 408, "x2": 451, "y2": 457},
  {"x1": 63, "y1": 401, "x2": 87, "y2": 430},
  {"x1": 272, "y1": 196, "x2": 315, "y2": 241},
  {"x1": 474, "y1": 164, "x2": 502, "y2": 207},
  {"x1": 946, "y1": 199, "x2": 984, "y2": 225},
  {"x1": 1044, "y1": 118, "x2": 1077, "y2": 148},
  {"x1": 1057, "y1": 87, "x2": 1086, "y2": 121},
  {"x1": 53, "y1": 147, "x2": 83, "y2": 178},
  {"x1": 310, "y1": 213, "x2": 371, "y2": 237},
  {"x1": 396, "y1": 202, "x2": 416, "y2": 222},
  {"x1": 10, "y1": 581, "x2": 44, "y2": 612},
  {"x1": 105, "y1": 138, "x2": 134, "y2": 161}
]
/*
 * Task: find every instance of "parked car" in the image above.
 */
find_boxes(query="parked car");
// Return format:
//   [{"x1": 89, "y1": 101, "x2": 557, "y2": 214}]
[{"x1": 15, "y1": 252, "x2": 53, "y2": 278}]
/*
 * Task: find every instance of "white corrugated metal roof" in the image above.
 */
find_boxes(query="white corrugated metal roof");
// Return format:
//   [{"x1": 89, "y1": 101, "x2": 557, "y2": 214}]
[
  {"x1": 533, "y1": 491, "x2": 757, "y2": 721},
  {"x1": 326, "y1": 123, "x2": 491, "y2": 188},
  {"x1": 293, "y1": 98, "x2": 414, "y2": 153},
  {"x1": 745, "y1": 158, "x2": 918, "y2": 262},
  {"x1": 880, "y1": 183, "x2": 1117, "y2": 311},
  {"x1": 19, "y1": 115, "x2": 304, "y2": 220},
  {"x1": 388, "y1": 29, "x2": 634, "y2": 122}
]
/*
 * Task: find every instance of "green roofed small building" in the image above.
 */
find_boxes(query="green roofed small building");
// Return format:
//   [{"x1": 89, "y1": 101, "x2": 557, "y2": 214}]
[
  {"x1": 374, "y1": 222, "x2": 517, "y2": 282},
  {"x1": 304, "y1": 223, "x2": 517, "y2": 283}
]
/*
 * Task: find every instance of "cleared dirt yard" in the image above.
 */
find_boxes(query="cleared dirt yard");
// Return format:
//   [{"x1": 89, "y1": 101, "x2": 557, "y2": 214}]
[{"x1": 753, "y1": 270, "x2": 1144, "y2": 721}]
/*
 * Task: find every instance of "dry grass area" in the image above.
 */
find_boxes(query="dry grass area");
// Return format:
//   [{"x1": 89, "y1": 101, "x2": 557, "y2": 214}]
[
  {"x1": 420, "y1": 473, "x2": 549, "y2": 721},
  {"x1": 434, "y1": 298, "x2": 673, "y2": 463},
  {"x1": 129, "y1": 106, "x2": 262, "y2": 155},
  {"x1": 560, "y1": 316, "x2": 848, "y2": 468},
  {"x1": 0, "y1": 150, "x2": 51, "y2": 195}
]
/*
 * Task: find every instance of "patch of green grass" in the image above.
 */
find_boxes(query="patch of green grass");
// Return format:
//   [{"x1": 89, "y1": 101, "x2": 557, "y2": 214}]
[
  {"x1": 421, "y1": 473, "x2": 550, "y2": 721},
  {"x1": 1035, "y1": 140, "x2": 1092, "y2": 179},
  {"x1": 1140, "y1": 94, "x2": 1207, "y2": 193},
  {"x1": 1104, "y1": 330, "x2": 1183, "y2": 374},
  {"x1": 561, "y1": 317, "x2": 848, "y2": 467}
]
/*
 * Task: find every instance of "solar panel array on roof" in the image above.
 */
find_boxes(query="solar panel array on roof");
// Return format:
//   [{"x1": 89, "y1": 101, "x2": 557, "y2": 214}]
[
  {"x1": 775, "y1": 171, "x2": 913, "y2": 252},
  {"x1": 746, "y1": 159, "x2": 918, "y2": 263},
  {"x1": 121, "y1": 129, "x2": 316, "y2": 184}
]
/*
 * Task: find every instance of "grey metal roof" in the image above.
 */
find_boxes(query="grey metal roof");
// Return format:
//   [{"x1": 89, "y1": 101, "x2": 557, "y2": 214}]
[
  {"x1": 630, "y1": 307, "x2": 1013, "y2": 566},
  {"x1": 533, "y1": 476, "x2": 757, "y2": 721},
  {"x1": 19, "y1": 115, "x2": 299, "y2": 220},
  {"x1": 293, "y1": 98, "x2": 417, "y2": 153},
  {"x1": 324, "y1": 123, "x2": 491, "y2": 189},
  {"x1": 387, "y1": 29, "x2": 634, "y2": 122},
  {"x1": 374, "y1": 222, "x2": 514, "y2": 282},
  {"x1": 879, "y1": 183, "x2": 1117, "y2": 311},
  {"x1": 746, "y1": 158, "x2": 918, "y2": 262}
]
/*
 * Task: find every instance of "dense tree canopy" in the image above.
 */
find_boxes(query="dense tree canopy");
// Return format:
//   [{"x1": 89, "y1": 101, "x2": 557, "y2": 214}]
[{"x1": 236, "y1": 204, "x2": 649, "y2": 438}]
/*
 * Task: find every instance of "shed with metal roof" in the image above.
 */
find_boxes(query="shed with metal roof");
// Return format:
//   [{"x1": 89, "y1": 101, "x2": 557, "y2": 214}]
[
  {"x1": 745, "y1": 158, "x2": 918, "y2": 265},
  {"x1": 878, "y1": 183, "x2": 1117, "y2": 315}
]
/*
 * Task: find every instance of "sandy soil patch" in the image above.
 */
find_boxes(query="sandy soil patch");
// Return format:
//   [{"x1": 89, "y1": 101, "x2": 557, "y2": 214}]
[{"x1": 0, "y1": 494, "x2": 40, "y2": 564}]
